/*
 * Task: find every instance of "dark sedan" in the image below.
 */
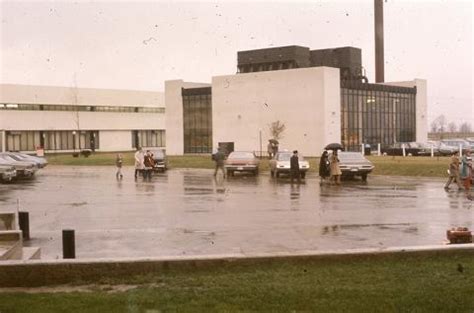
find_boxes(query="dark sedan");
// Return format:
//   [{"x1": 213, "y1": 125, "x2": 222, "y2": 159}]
[
  {"x1": 382, "y1": 142, "x2": 421, "y2": 156},
  {"x1": 225, "y1": 151, "x2": 260, "y2": 176},
  {"x1": 335, "y1": 152, "x2": 374, "y2": 181},
  {"x1": 150, "y1": 149, "x2": 167, "y2": 172}
]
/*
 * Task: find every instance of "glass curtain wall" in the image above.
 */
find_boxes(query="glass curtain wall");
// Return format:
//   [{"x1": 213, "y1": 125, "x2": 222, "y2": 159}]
[
  {"x1": 131, "y1": 130, "x2": 166, "y2": 148},
  {"x1": 182, "y1": 87, "x2": 212, "y2": 154},
  {"x1": 341, "y1": 83, "x2": 416, "y2": 151},
  {"x1": 5, "y1": 130, "x2": 100, "y2": 151}
]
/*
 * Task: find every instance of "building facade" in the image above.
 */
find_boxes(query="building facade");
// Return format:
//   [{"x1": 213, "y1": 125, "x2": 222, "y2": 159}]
[
  {"x1": 166, "y1": 45, "x2": 427, "y2": 156},
  {"x1": 0, "y1": 84, "x2": 165, "y2": 153},
  {"x1": 1, "y1": 45, "x2": 428, "y2": 156}
]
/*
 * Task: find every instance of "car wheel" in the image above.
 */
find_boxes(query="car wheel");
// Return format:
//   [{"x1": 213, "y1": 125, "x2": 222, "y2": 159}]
[
  {"x1": 276, "y1": 171, "x2": 280, "y2": 178},
  {"x1": 361, "y1": 174, "x2": 368, "y2": 181},
  {"x1": 301, "y1": 172, "x2": 306, "y2": 179}
]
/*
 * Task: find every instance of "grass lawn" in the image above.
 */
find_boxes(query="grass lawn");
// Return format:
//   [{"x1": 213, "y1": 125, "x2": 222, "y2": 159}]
[
  {"x1": 46, "y1": 152, "x2": 451, "y2": 178},
  {"x1": 0, "y1": 251, "x2": 473, "y2": 312}
]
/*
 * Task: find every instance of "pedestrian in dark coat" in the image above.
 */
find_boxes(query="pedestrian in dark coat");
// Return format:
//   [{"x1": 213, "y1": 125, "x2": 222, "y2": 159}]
[
  {"x1": 213, "y1": 148, "x2": 226, "y2": 178},
  {"x1": 319, "y1": 150, "x2": 330, "y2": 185},
  {"x1": 290, "y1": 150, "x2": 301, "y2": 184}
]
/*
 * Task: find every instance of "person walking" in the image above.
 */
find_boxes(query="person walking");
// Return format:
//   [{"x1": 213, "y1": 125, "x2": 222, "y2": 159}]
[
  {"x1": 115, "y1": 153, "x2": 123, "y2": 179},
  {"x1": 290, "y1": 150, "x2": 301, "y2": 184},
  {"x1": 143, "y1": 150, "x2": 155, "y2": 180},
  {"x1": 267, "y1": 141, "x2": 274, "y2": 159},
  {"x1": 319, "y1": 150, "x2": 330, "y2": 185},
  {"x1": 213, "y1": 148, "x2": 226, "y2": 178},
  {"x1": 444, "y1": 151, "x2": 463, "y2": 191},
  {"x1": 134, "y1": 147, "x2": 144, "y2": 179},
  {"x1": 329, "y1": 150, "x2": 342, "y2": 185},
  {"x1": 460, "y1": 149, "x2": 473, "y2": 200}
]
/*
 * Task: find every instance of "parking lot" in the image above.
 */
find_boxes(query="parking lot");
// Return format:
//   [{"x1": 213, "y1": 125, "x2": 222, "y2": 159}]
[{"x1": 0, "y1": 166, "x2": 472, "y2": 260}]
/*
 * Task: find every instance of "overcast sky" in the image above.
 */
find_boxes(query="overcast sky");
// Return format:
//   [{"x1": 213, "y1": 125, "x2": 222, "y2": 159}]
[{"x1": 1, "y1": 0, "x2": 472, "y2": 125}]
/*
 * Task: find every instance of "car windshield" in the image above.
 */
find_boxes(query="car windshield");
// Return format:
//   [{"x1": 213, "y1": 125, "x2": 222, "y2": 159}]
[
  {"x1": 442, "y1": 140, "x2": 469, "y2": 146},
  {"x1": 6, "y1": 154, "x2": 23, "y2": 161},
  {"x1": 150, "y1": 150, "x2": 164, "y2": 158},
  {"x1": 0, "y1": 155, "x2": 16, "y2": 162},
  {"x1": 408, "y1": 142, "x2": 421, "y2": 148},
  {"x1": 337, "y1": 152, "x2": 366, "y2": 161},
  {"x1": 276, "y1": 153, "x2": 304, "y2": 161},
  {"x1": 228, "y1": 152, "x2": 254, "y2": 159}
]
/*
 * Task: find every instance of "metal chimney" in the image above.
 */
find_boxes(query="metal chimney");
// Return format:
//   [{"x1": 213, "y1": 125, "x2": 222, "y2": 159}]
[{"x1": 374, "y1": 0, "x2": 384, "y2": 83}]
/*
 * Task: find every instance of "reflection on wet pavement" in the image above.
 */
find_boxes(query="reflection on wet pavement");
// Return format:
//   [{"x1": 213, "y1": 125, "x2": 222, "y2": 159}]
[{"x1": 0, "y1": 166, "x2": 472, "y2": 260}]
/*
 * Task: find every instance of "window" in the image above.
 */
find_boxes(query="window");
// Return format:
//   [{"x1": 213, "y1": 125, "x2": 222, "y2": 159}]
[
  {"x1": 341, "y1": 83, "x2": 416, "y2": 152},
  {"x1": 132, "y1": 130, "x2": 165, "y2": 148},
  {"x1": 0, "y1": 103, "x2": 165, "y2": 113},
  {"x1": 182, "y1": 88, "x2": 212, "y2": 154}
]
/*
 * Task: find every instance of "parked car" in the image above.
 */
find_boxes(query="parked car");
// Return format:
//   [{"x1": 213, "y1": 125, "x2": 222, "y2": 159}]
[
  {"x1": 409, "y1": 142, "x2": 439, "y2": 156},
  {"x1": 149, "y1": 149, "x2": 167, "y2": 172},
  {"x1": 332, "y1": 151, "x2": 374, "y2": 181},
  {"x1": 0, "y1": 165, "x2": 16, "y2": 182},
  {"x1": 3, "y1": 152, "x2": 48, "y2": 168},
  {"x1": 0, "y1": 154, "x2": 37, "y2": 178},
  {"x1": 269, "y1": 151, "x2": 310, "y2": 178},
  {"x1": 440, "y1": 139, "x2": 471, "y2": 154},
  {"x1": 430, "y1": 141, "x2": 456, "y2": 156},
  {"x1": 382, "y1": 142, "x2": 422, "y2": 156},
  {"x1": 225, "y1": 151, "x2": 259, "y2": 176},
  {"x1": 465, "y1": 138, "x2": 474, "y2": 150}
]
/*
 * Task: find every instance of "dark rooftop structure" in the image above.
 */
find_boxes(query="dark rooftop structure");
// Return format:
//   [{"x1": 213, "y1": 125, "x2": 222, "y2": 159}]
[{"x1": 237, "y1": 45, "x2": 367, "y2": 83}]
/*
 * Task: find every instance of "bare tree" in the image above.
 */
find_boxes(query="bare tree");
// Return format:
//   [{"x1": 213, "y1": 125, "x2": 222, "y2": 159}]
[
  {"x1": 459, "y1": 122, "x2": 472, "y2": 133},
  {"x1": 447, "y1": 121, "x2": 457, "y2": 133},
  {"x1": 269, "y1": 120, "x2": 286, "y2": 140},
  {"x1": 431, "y1": 114, "x2": 447, "y2": 133}
]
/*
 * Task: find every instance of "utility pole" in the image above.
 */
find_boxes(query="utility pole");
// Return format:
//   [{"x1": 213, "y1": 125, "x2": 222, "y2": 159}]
[{"x1": 374, "y1": 0, "x2": 385, "y2": 83}]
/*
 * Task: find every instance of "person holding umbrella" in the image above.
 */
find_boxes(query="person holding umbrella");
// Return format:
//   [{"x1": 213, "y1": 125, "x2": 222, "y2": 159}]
[
  {"x1": 325, "y1": 144, "x2": 343, "y2": 185},
  {"x1": 267, "y1": 140, "x2": 274, "y2": 159},
  {"x1": 268, "y1": 139, "x2": 279, "y2": 158}
]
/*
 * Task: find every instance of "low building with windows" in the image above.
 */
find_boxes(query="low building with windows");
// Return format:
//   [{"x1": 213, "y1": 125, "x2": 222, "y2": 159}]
[
  {"x1": 1, "y1": 45, "x2": 428, "y2": 156},
  {"x1": 0, "y1": 84, "x2": 165, "y2": 153},
  {"x1": 166, "y1": 45, "x2": 427, "y2": 156}
]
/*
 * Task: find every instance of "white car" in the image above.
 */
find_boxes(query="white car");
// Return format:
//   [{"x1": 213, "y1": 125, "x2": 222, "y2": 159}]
[
  {"x1": 269, "y1": 151, "x2": 310, "y2": 179},
  {"x1": 0, "y1": 165, "x2": 16, "y2": 182}
]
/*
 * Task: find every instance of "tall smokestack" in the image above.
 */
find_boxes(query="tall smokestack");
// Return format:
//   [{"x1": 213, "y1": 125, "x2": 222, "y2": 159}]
[{"x1": 374, "y1": 0, "x2": 384, "y2": 83}]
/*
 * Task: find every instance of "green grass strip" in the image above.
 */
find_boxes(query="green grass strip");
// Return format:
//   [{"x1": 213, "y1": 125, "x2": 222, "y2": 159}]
[
  {"x1": 46, "y1": 153, "x2": 452, "y2": 177},
  {"x1": 0, "y1": 251, "x2": 473, "y2": 312}
]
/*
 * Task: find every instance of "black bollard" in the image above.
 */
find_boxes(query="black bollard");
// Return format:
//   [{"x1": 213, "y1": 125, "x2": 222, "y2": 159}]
[
  {"x1": 62, "y1": 229, "x2": 76, "y2": 259},
  {"x1": 18, "y1": 211, "x2": 30, "y2": 240}
]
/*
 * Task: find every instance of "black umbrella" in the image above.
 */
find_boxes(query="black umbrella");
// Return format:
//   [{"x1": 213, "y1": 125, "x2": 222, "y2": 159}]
[
  {"x1": 268, "y1": 139, "x2": 279, "y2": 145},
  {"x1": 325, "y1": 143, "x2": 344, "y2": 151}
]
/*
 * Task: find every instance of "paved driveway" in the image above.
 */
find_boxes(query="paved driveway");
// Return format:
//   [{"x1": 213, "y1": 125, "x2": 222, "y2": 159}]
[{"x1": 0, "y1": 166, "x2": 472, "y2": 259}]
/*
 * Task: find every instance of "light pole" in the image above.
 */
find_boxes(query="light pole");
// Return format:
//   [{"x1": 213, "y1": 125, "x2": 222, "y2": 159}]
[{"x1": 72, "y1": 131, "x2": 76, "y2": 153}]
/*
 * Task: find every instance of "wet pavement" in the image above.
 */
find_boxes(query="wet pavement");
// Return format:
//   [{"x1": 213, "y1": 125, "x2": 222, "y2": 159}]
[{"x1": 0, "y1": 166, "x2": 472, "y2": 260}]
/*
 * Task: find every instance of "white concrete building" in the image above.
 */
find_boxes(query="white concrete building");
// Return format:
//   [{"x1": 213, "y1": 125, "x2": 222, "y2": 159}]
[
  {"x1": 0, "y1": 84, "x2": 165, "y2": 153},
  {"x1": 1, "y1": 46, "x2": 427, "y2": 156}
]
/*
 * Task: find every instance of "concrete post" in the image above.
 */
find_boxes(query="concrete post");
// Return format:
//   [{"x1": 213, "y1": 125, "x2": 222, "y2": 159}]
[
  {"x1": 62, "y1": 229, "x2": 76, "y2": 259},
  {"x1": 459, "y1": 144, "x2": 463, "y2": 156},
  {"x1": 431, "y1": 144, "x2": 434, "y2": 158},
  {"x1": 361, "y1": 143, "x2": 364, "y2": 155},
  {"x1": 1, "y1": 130, "x2": 5, "y2": 152},
  {"x1": 402, "y1": 144, "x2": 406, "y2": 157},
  {"x1": 377, "y1": 143, "x2": 381, "y2": 156},
  {"x1": 18, "y1": 211, "x2": 30, "y2": 240}
]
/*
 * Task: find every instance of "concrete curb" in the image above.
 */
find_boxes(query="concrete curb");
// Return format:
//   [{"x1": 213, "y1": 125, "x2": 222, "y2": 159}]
[{"x1": 0, "y1": 244, "x2": 473, "y2": 287}]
